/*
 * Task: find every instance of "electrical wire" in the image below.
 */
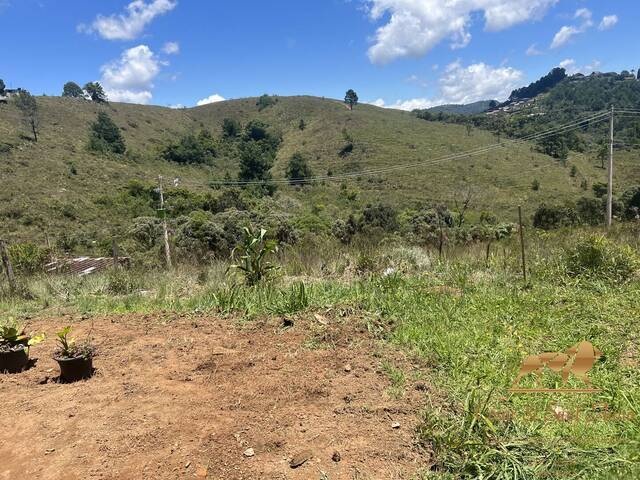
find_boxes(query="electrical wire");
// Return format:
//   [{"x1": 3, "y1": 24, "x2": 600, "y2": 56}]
[{"x1": 170, "y1": 112, "x2": 612, "y2": 187}]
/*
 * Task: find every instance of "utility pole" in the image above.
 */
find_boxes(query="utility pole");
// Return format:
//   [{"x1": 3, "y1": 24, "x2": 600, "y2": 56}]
[
  {"x1": 606, "y1": 105, "x2": 614, "y2": 228},
  {"x1": 158, "y1": 176, "x2": 173, "y2": 269}
]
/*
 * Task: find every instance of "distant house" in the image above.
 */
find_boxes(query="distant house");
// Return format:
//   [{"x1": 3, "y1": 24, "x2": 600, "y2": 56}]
[{"x1": 4, "y1": 88, "x2": 24, "y2": 98}]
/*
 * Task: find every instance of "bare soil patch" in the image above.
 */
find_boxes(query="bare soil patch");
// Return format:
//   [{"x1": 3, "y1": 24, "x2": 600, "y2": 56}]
[{"x1": 1, "y1": 312, "x2": 431, "y2": 479}]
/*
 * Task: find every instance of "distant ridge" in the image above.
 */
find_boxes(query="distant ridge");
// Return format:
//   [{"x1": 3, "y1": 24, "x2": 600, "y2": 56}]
[{"x1": 427, "y1": 100, "x2": 496, "y2": 115}]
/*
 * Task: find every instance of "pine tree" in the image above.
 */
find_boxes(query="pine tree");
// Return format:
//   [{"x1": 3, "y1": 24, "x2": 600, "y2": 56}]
[{"x1": 84, "y1": 82, "x2": 108, "y2": 103}]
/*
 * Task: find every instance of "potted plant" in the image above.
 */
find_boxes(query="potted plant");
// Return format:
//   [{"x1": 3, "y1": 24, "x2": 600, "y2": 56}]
[
  {"x1": 0, "y1": 322, "x2": 44, "y2": 373},
  {"x1": 53, "y1": 326, "x2": 95, "y2": 382}
]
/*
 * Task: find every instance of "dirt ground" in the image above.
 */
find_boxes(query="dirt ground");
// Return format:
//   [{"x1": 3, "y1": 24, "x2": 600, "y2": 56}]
[{"x1": 1, "y1": 311, "x2": 433, "y2": 480}]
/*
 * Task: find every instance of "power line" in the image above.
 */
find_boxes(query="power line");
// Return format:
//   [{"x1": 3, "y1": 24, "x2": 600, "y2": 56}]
[{"x1": 171, "y1": 111, "x2": 612, "y2": 187}]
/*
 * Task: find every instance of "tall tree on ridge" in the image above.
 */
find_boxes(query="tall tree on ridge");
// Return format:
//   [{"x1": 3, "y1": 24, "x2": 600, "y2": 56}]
[{"x1": 344, "y1": 89, "x2": 358, "y2": 110}]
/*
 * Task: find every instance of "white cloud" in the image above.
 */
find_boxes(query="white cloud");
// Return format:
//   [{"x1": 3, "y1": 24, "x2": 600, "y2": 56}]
[
  {"x1": 551, "y1": 25, "x2": 580, "y2": 48},
  {"x1": 406, "y1": 74, "x2": 428, "y2": 87},
  {"x1": 100, "y1": 45, "x2": 163, "y2": 104},
  {"x1": 80, "y1": 0, "x2": 177, "y2": 41},
  {"x1": 169, "y1": 103, "x2": 185, "y2": 109},
  {"x1": 438, "y1": 61, "x2": 523, "y2": 105},
  {"x1": 550, "y1": 7, "x2": 593, "y2": 49},
  {"x1": 391, "y1": 97, "x2": 441, "y2": 111},
  {"x1": 574, "y1": 8, "x2": 592, "y2": 22},
  {"x1": 365, "y1": 0, "x2": 558, "y2": 64},
  {"x1": 378, "y1": 61, "x2": 523, "y2": 111},
  {"x1": 598, "y1": 15, "x2": 618, "y2": 31},
  {"x1": 162, "y1": 41, "x2": 180, "y2": 54},
  {"x1": 559, "y1": 58, "x2": 601, "y2": 75},
  {"x1": 559, "y1": 58, "x2": 576, "y2": 72},
  {"x1": 366, "y1": 98, "x2": 387, "y2": 107},
  {"x1": 526, "y1": 43, "x2": 542, "y2": 56},
  {"x1": 196, "y1": 93, "x2": 226, "y2": 106}
]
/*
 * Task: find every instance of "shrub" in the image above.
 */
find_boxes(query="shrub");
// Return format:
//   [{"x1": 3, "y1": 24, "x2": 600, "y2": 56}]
[
  {"x1": 88, "y1": 112, "x2": 125, "y2": 154},
  {"x1": 339, "y1": 142, "x2": 353, "y2": 157},
  {"x1": 576, "y1": 197, "x2": 604, "y2": 225},
  {"x1": 360, "y1": 203, "x2": 399, "y2": 232},
  {"x1": 221, "y1": 118, "x2": 241, "y2": 138},
  {"x1": 174, "y1": 210, "x2": 227, "y2": 257},
  {"x1": 332, "y1": 216, "x2": 358, "y2": 244},
  {"x1": 286, "y1": 152, "x2": 312, "y2": 185},
  {"x1": 592, "y1": 182, "x2": 608, "y2": 198},
  {"x1": 565, "y1": 236, "x2": 638, "y2": 282},
  {"x1": 8, "y1": 243, "x2": 50, "y2": 274},
  {"x1": 129, "y1": 217, "x2": 162, "y2": 250},
  {"x1": 532, "y1": 204, "x2": 578, "y2": 230},
  {"x1": 162, "y1": 130, "x2": 216, "y2": 165},
  {"x1": 106, "y1": 269, "x2": 141, "y2": 295},
  {"x1": 620, "y1": 185, "x2": 640, "y2": 219},
  {"x1": 256, "y1": 94, "x2": 277, "y2": 111}
]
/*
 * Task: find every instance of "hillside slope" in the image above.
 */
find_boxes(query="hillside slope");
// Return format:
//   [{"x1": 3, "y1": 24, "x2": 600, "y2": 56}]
[{"x1": 0, "y1": 95, "x2": 627, "y2": 244}]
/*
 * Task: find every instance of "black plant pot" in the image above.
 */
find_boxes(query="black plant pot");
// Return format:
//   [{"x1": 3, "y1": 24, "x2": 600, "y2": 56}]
[
  {"x1": 55, "y1": 355, "x2": 93, "y2": 382},
  {"x1": 0, "y1": 346, "x2": 29, "y2": 373}
]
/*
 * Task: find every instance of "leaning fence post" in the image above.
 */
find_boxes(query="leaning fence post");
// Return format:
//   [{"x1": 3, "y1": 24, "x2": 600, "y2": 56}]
[{"x1": 0, "y1": 239, "x2": 17, "y2": 294}]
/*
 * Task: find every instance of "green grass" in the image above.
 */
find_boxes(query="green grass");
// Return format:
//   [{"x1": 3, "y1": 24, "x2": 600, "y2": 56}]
[
  {"x1": 1, "y1": 224, "x2": 639, "y2": 479},
  {"x1": 1, "y1": 95, "x2": 634, "y2": 245}
]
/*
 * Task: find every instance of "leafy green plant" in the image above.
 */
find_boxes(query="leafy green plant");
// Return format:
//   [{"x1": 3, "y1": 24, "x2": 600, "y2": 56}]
[
  {"x1": 0, "y1": 320, "x2": 45, "y2": 348},
  {"x1": 229, "y1": 227, "x2": 279, "y2": 286},
  {"x1": 55, "y1": 326, "x2": 94, "y2": 359},
  {"x1": 0, "y1": 322, "x2": 29, "y2": 345}
]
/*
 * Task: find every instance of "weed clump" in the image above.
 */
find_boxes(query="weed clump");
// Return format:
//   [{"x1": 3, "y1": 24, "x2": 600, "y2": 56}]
[
  {"x1": 105, "y1": 269, "x2": 142, "y2": 295},
  {"x1": 565, "y1": 235, "x2": 638, "y2": 282}
]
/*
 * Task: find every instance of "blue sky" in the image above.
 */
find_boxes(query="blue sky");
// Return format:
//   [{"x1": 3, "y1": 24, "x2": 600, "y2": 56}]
[{"x1": 0, "y1": 0, "x2": 634, "y2": 109}]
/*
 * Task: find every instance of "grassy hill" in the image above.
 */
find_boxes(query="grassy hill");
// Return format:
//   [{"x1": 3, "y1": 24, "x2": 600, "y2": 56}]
[{"x1": 0, "y1": 94, "x2": 633, "y2": 247}]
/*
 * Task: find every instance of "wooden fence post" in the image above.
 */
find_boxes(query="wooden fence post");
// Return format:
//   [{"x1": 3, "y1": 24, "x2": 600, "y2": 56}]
[
  {"x1": 112, "y1": 237, "x2": 119, "y2": 268},
  {"x1": 0, "y1": 239, "x2": 17, "y2": 294},
  {"x1": 518, "y1": 206, "x2": 527, "y2": 284}
]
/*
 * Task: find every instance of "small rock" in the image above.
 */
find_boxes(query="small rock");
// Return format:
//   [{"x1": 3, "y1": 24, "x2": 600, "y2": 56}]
[
  {"x1": 343, "y1": 364, "x2": 352, "y2": 373},
  {"x1": 45, "y1": 448, "x2": 55, "y2": 455},
  {"x1": 332, "y1": 451, "x2": 341, "y2": 462},
  {"x1": 195, "y1": 465, "x2": 208, "y2": 478},
  {"x1": 37, "y1": 375, "x2": 49, "y2": 385},
  {"x1": 314, "y1": 313, "x2": 327, "y2": 325},
  {"x1": 290, "y1": 450, "x2": 313, "y2": 468},
  {"x1": 391, "y1": 421, "x2": 401, "y2": 429},
  {"x1": 184, "y1": 461, "x2": 191, "y2": 468},
  {"x1": 243, "y1": 448, "x2": 255, "y2": 457}
]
